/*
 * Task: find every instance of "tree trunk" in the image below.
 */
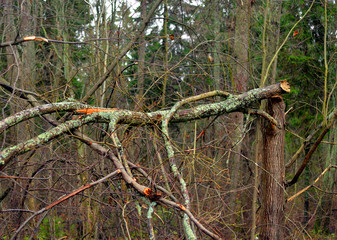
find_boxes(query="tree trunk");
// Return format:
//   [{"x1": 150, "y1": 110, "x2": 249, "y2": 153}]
[
  {"x1": 228, "y1": 0, "x2": 250, "y2": 217},
  {"x1": 18, "y1": 0, "x2": 37, "y2": 225},
  {"x1": 136, "y1": 0, "x2": 147, "y2": 110},
  {"x1": 260, "y1": 96, "x2": 286, "y2": 240},
  {"x1": 255, "y1": 1, "x2": 282, "y2": 238},
  {"x1": 161, "y1": 0, "x2": 168, "y2": 107},
  {"x1": 212, "y1": 0, "x2": 221, "y2": 91}
]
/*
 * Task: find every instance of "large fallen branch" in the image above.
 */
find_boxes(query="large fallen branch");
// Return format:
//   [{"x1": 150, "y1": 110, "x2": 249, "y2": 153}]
[{"x1": 0, "y1": 81, "x2": 290, "y2": 167}]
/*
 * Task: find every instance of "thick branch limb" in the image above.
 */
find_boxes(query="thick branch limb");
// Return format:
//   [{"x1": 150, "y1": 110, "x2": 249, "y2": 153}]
[
  {"x1": 156, "y1": 90, "x2": 232, "y2": 239},
  {"x1": 108, "y1": 114, "x2": 134, "y2": 177},
  {"x1": 162, "y1": 114, "x2": 196, "y2": 239},
  {"x1": 128, "y1": 161, "x2": 178, "y2": 202},
  {"x1": 166, "y1": 90, "x2": 230, "y2": 121},
  {"x1": 248, "y1": 108, "x2": 279, "y2": 128},
  {"x1": 0, "y1": 114, "x2": 97, "y2": 166},
  {"x1": 1, "y1": 81, "x2": 289, "y2": 131},
  {"x1": 0, "y1": 81, "x2": 290, "y2": 167},
  {"x1": 0, "y1": 102, "x2": 89, "y2": 134},
  {"x1": 147, "y1": 201, "x2": 157, "y2": 240}
]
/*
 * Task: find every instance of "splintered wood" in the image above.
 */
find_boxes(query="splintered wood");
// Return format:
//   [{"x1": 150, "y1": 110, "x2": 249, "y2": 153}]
[{"x1": 280, "y1": 80, "x2": 290, "y2": 93}]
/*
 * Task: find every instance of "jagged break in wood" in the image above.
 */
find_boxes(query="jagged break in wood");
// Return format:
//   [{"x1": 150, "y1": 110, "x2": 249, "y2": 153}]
[{"x1": 280, "y1": 80, "x2": 290, "y2": 93}]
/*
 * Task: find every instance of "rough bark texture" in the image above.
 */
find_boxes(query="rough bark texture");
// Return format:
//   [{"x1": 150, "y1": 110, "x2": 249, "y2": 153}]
[
  {"x1": 260, "y1": 96, "x2": 286, "y2": 240},
  {"x1": 212, "y1": 0, "x2": 221, "y2": 91},
  {"x1": 0, "y1": 82, "x2": 290, "y2": 167},
  {"x1": 228, "y1": 0, "x2": 250, "y2": 216},
  {"x1": 136, "y1": 0, "x2": 147, "y2": 110}
]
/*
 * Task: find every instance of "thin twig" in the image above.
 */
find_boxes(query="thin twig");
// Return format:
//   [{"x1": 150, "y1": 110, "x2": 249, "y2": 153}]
[
  {"x1": 287, "y1": 165, "x2": 337, "y2": 202},
  {"x1": 286, "y1": 109, "x2": 337, "y2": 187},
  {"x1": 10, "y1": 170, "x2": 120, "y2": 239}
]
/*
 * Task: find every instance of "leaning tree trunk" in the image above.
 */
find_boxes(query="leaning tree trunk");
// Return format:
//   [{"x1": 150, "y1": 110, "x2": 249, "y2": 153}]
[{"x1": 260, "y1": 96, "x2": 286, "y2": 239}]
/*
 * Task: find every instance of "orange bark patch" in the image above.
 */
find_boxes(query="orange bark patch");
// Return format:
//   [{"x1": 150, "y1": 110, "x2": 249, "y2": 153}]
[
  {"x1": 143, "y1": 187, "x2": 152, "y2": 196},
  {"x1": 76, "y1": 108, "x2": 118, "y2": 114}
]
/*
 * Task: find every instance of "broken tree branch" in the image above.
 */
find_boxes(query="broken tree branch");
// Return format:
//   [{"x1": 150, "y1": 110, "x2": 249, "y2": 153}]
[
  {"x1": 0, "y1": 81, "x2": 290, "y2": 167},
  {"x1": 286, "y1": 108, "x2": 337, "y2": 187},
  {"x1": 287, "y1": 165, "x2": 337, "y2": 202}
]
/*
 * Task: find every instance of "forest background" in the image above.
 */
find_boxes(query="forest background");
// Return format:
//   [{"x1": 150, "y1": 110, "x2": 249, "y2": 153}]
[{"x1": 0, "y1": 0, "x2": 337, "y2": 239}]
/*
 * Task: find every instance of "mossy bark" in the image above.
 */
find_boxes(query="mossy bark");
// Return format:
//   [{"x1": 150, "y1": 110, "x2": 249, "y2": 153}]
[{"x1": 0, "y1": 81, "x2": 289, "y2": 167}]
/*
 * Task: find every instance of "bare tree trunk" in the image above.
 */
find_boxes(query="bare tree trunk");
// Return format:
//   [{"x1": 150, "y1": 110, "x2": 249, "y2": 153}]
[
  {"x1": 254, "y1": 1, "x2": 282, "y2": 238},
  {"x1": 161, "y1": 0, "x2": 168, "y2": 107},
  {"x1": 260, "y1": 96, "x2": 286, "y2": 240},
  {"x1": 19, "y1": 0, "x2": 37, "y2": 222},
  {"x1": 136, "y1": 0, "x2": 147, "y2": 110},
  {"x1": 3, "y1": 0, "x2": 20, "y2": 230},
  {"x1": 228, "y1": 0, "x2": 250, "y2": 216},
  {"x1": 212, "y1": 0, "x2": 221, "y2": 92},
  {"x1": 3, "y1": 0, "x2": 37, "y2": 228}
]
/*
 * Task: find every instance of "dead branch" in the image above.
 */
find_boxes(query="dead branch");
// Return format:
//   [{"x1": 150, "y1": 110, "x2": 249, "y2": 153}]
[
  {"x1": 286, "y1": 108, "x2": 337, "y2": 187},
  {"x1": 287, "y1": 165, "x2": 337, "y2": 202}
]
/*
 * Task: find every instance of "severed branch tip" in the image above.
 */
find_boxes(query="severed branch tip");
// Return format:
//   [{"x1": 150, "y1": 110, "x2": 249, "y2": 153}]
[{"x1": 280, "y1": 80, "x2": 290, "y2": 93}]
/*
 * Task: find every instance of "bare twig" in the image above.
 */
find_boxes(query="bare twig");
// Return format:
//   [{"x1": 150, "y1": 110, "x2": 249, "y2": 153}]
[
  {"x1": 286, "y1": 108, "x2": 337, "y2": 187},
  {"x1": 286, "y1": 108, "x2": 337, "y2": 169},
  {"x1": 287, "y1": 165, "x2": 337, "y2": 202},
  {"x1": 10, "y1": 169, "x2": 120, "y2": 240}
]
